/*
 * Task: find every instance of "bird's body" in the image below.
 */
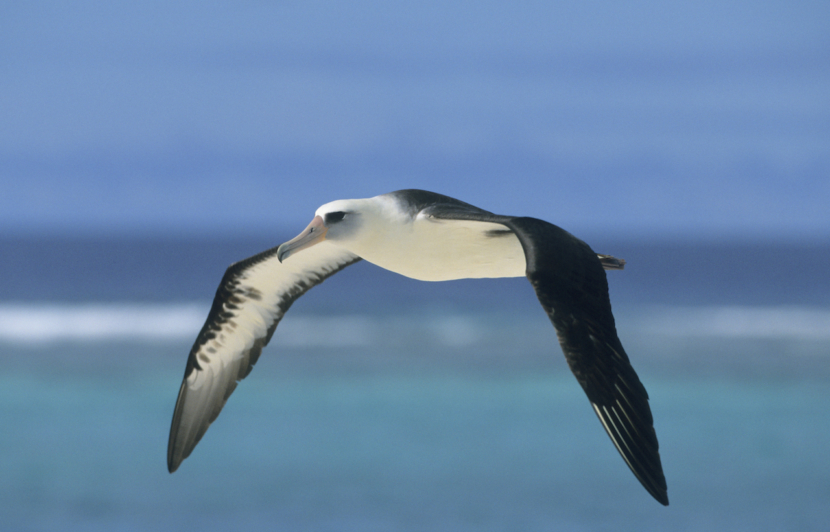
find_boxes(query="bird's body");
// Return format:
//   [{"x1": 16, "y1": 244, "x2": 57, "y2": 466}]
[
  {"x1": 316, "y1": 193, "x2": 526, "y2": 281},
  {"x1": 167, "y1": 189, "x2": 668, "y2": 506}
]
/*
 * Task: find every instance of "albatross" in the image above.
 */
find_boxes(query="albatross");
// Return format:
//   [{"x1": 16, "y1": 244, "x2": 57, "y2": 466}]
[{"x1": 167, "y1": 189, "x2": 669, "y2": 505}]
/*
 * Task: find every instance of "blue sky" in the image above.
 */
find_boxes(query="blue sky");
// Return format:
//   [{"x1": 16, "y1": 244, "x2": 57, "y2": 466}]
[{"x1": 1, "y1": 1, "x2": 828, "y2": 238}]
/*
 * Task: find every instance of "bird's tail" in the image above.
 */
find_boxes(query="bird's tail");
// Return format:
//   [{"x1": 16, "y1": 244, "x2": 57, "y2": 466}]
[{"x1": 597, "y1": 254, "x2": 626, "y2": 270}]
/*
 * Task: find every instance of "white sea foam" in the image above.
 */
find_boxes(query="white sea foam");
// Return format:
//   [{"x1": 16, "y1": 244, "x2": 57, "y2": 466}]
[
  {"x1": 0, "y1": 303, "x2": 208, "y2": 344},
  {"x1": 634, "y1": 305, "x2": 830, "y2": 340},
  {"x1": 0, "y1": 303, "x2": 380, "y2": 347},
  {"x1": 2, "y1": 303, "x2": 829, "y2": 346}
]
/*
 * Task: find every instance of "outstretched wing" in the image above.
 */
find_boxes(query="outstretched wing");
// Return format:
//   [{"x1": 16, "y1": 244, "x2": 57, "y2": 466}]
[
  {"x1": 167, "y1": 242, "x2": 360, "y2": 472},
  {"x1": 506, "y1": 216, "x2": 668, "y2": 506},
  {"x1": 422, "y1": 197, "x2": 667, "y2": 505}
]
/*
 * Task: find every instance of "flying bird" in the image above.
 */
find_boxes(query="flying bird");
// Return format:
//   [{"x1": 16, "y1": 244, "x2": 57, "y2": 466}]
[{"x1": 167, "y1": 189, "x2": 668, "y2": 505}]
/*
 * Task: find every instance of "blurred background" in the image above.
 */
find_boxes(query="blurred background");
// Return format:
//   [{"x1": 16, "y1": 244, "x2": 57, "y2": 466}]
[{"x1": 1, "y1": 1, "x2": 828, "y2": 530}]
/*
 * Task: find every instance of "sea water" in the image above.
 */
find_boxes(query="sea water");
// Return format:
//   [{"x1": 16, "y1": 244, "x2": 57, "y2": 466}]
[{"x1": 1, "y1": 237, "x2": 829, "y2": 531}]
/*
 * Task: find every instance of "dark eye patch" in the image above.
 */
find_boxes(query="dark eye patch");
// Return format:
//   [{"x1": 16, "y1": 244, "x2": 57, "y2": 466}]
[{"x1": 325, "y1": 211, "x2": 346, "y2": 224}]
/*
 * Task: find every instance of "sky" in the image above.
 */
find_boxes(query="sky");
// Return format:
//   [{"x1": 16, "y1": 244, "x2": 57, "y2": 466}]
[{"x1": 1, "y1": 1, "x2": 828, "y2": 239}]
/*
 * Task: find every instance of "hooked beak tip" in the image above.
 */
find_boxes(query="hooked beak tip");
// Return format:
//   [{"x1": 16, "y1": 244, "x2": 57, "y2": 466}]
[
  {"x1": 276, "y1": 245, "x2": 288, "y2": 263},
  {"x1": 277, "y1": 215, "x2": 327, "y2": 263}
]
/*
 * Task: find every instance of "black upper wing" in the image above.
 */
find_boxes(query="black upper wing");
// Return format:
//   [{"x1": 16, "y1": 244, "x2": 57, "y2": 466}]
[{"x1": 425, "y1": 199, "x2": 668, "y2": 505}]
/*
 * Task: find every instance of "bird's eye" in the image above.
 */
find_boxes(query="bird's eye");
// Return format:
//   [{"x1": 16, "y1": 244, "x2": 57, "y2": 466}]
[{"x1": 324, "y1": 211, "x2": 346, "y2": 224}]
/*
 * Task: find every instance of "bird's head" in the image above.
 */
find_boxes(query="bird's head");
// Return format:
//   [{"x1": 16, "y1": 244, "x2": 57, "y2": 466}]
[{"x1": 277, "y1": 196, "x2": 400, "y2": 262}]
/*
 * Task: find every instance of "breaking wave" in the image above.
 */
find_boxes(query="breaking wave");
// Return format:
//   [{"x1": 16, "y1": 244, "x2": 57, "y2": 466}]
[
  {"x1": 632, "y1": 305, "x2": 830, "y2": 340},
  {"x1": 0, "y1": 303, "x2": 477, "y2": 347},
  {"x1": 0, "y1": 303, "x2": 208, "y2": 344},
  {"x1": 2, "y1": 303, "x2": 830, "y2": 346}
]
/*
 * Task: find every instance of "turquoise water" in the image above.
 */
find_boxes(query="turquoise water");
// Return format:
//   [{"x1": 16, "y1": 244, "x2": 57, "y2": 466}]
[{"x1": 2, "y1": 310, "x2": 829, "y2": 531}]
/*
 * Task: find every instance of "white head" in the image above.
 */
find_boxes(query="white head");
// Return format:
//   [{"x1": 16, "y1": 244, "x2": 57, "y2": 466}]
[{"x1": 276, "y1": 195, "x2": 404, "y2": 262}]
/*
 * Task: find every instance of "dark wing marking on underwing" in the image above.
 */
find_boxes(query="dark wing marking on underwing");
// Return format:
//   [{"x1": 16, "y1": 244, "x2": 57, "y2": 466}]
[
  {"x1": 426, "y1": 203, "x2": 667, "y2": 505},
  {"x1": 167, "y1": 242, "x2": 360, "y2": 473},
  {"x1": 484, "y1": 228, "x2": 514, "y2": 238}
]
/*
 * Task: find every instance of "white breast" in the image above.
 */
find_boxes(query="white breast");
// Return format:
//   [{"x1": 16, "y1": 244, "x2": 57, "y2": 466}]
[{"x1": 352, "y1": 214, "x2": 527, "y2": 282}]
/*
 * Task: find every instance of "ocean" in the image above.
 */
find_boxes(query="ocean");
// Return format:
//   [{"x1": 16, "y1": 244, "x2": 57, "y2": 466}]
[{"x1": 1, "y1": 236, "x2": 829, "y2": 531}]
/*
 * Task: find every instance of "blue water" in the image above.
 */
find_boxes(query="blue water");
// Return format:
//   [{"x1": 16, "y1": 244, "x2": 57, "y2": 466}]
[{"x1": 2, "y1": 238, "x2": 830, "y2": 531}]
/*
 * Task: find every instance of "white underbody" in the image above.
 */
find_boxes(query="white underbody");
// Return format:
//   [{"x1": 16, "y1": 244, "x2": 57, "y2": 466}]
[{"x1": 341, "y1": 213, "x2": 527, "y2": 281}]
